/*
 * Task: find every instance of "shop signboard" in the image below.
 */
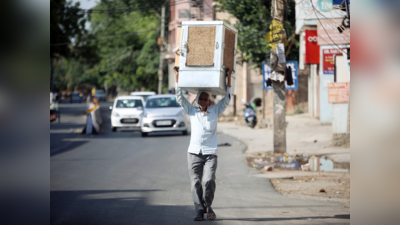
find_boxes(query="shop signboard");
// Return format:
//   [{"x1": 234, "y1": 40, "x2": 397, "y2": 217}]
[
  {"x1": 317, "y1": 19, "x2": 350, "y2": 46},
  {"x1": 305, "y1": 30, "x2": 320, "y2": 64},
  {"x1": 327, "y1": 82, "x2": 349, "y2": 103},
  {"x1": 323, "y1": 48, "x2": 342, "y2": 74},
  {"x1": 296, "y1": 0, "x2": 346, "y2": 20}
]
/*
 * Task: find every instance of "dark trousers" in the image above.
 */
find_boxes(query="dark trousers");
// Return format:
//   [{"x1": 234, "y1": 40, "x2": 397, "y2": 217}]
[{"x1": 187, "y1": 152, "x2": 218, "y2": 212}]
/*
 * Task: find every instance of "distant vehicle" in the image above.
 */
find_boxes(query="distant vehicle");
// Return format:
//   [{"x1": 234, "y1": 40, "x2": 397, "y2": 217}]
[
  {"x1": 59, "y1": 90, "x2": 72, "y2": 100},
  {"x1": 70, "y1": 92, "x2": 82, "y2": 103},
  {"x1": 50, "y1": 92, "x2": 59, "y2": 122},
  {"x1": 244, "y1": 102, "x2": 257, "y2": 128},
  {"x1": 141, "y1": 94, "x2": 190, "y2": 137},
  {"x1": 130, "y1": 91, "x2": 156, "y2": 102},
  {"x1": 110, "y1": 96, "x2": 145, "y2": 132},
  {"x1": 94, "y1": 89, "x2": 106, "y2": 101}
]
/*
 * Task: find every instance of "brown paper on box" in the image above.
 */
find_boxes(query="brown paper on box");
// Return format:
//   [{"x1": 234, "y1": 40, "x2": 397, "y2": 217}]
[
  {"x1": 186, "y1": 26, "x2": 216, "y2": 66},
  {"x1": 223, "y1": 28, "x2": 235, "y2": 71},
  {"x1": 175, "y1": 27, "x2": 182, "y2": 67}
]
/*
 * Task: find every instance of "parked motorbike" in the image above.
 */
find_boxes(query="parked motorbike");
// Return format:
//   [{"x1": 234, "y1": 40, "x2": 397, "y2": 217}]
[{"x1": 244, "y1": 102, "x2": 257, "y2": 128}]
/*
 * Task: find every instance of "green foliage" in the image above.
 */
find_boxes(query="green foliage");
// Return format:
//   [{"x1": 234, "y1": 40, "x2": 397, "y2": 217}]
[
  {"x1": 50, "y1": 0, "x2": 87, "y2": 58},
  {"x1": 52, "y1": 0, "x2": 167, "y2": 93},
  {"x1": 216, "y1": 0, "x2": 299, "y2": 70},
  {"x1": 86, "y1": 0, "x2": 165, "y2": 92}
]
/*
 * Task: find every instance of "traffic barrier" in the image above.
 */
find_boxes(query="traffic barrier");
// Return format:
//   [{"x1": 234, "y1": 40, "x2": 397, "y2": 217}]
[{"x1": 82, "y1": 98, "x2": 103, "y2": 134}]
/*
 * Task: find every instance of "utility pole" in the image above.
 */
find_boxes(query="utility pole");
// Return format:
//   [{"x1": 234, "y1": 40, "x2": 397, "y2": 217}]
[
  {"x1": 271, "y1": 0, "x2": 286, "y2": 153},
  {"x1": 242, "y1": 60, "x2": 248, "y2": 103},
  {"x1": 50, "y1": 58, "x2": 53, "y2": 92},
  {"x1": 197, "y1": 1, "x2": 202, "y2": 20},
  {"x1": 157, "y1": 4, "x2": 166, "y2": 94}
]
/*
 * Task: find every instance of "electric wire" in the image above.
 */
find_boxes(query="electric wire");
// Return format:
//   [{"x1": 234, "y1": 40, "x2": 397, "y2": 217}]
[
  {"x1": 50, "y1": 1, "x2": 194, "y2": 46},
  {"x1": 53, "y1": 0, "x2": 190, "y2": 15},
  {"x1": 51, "y1": 27, "x2": 161, "y2": 46},
  {"x1": 296, "y1": 0, "x2": 349, "y2": 35},
  {"x1": 50, "y1": 1, "x2": 195, "y2": 46},
  {"x1": 309, "y1": 0, "x2": 348, "y2": 54},
  {"x1": 311, "y1": 1, "x2": 349, "y2": 35},
  {"x1": 293, "y1": 0, "x2": 345, "y2": 13}
]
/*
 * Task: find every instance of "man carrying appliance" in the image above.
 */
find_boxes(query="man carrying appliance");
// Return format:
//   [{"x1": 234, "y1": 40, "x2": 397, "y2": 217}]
[{"x1": 174, "y1": 67, "x2": 232, "y2": 221}]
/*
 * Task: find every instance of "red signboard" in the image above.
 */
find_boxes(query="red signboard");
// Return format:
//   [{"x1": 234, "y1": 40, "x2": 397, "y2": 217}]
[
  {"x1": 305, "y1": 30, "x2": 320, "y2": 64},
  {"x1": 323, "y1": 48, "x2": 342, "y2": 74},
  {"x1": 327, "y1": 82, "x2": 349, "y2": 103}
]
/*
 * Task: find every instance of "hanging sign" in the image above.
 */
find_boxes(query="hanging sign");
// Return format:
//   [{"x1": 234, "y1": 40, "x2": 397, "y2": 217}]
[
  {"x1": 276, "y1": 43, "x2": 286, "y2": 63},
  {"x1": 262, "y1": 61, "x2": 298, "y2": 90},
  {"x1": 264, "y1": 20, "x2": 287, "y2": 49}
]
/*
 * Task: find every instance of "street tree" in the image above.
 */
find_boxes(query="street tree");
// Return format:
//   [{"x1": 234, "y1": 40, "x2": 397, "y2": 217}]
[
  {"x1": 216, "y1": 0, "x2": 298, "y2": 70},
  {"x1": 50, "y1": 0, "x2": 87, "y2": 58},
  {"x1": 88, "y1": 0, "x2": 166, "y2": 92}
]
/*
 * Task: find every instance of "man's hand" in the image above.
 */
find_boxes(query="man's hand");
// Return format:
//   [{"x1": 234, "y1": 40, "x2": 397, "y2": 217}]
[
  {"x1": 226, "y1": 68, "x2": 232, "y2": 88},
  {"x1": 174, "y1": 67, "x2": 179, "y2": 83}
]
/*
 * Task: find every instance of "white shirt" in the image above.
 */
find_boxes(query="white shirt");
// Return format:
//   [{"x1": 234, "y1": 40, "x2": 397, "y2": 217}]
[{"x1": 176, "y1": 84, "x2": 231, "y2": 155}]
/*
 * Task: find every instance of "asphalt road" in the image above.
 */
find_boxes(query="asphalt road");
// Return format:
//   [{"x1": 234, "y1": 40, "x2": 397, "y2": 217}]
[{"x1": 51, "y1": 102, "x2": 350, "y2": 225}]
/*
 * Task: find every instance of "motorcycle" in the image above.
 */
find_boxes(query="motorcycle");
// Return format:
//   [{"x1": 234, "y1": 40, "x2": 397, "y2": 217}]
[{"x1": 244, "y1": 102, "x2": 257, "y2": 128}]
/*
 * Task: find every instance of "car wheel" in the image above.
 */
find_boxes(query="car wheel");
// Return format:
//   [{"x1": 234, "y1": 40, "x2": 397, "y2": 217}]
[
  {"x1": 112, "y1": 127, "x2": 117, "y2": 132},
  {"x1": 141, "y1": 132, "x2": 148, "y2": 137},
  {"x1": 182, "y1": 130, "x2": 188, "y2": 135}
]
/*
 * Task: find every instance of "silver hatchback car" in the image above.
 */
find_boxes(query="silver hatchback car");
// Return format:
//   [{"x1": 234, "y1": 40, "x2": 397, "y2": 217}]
[{"x1": 141, "y1": 94, "x2": 190, "y2": 137}]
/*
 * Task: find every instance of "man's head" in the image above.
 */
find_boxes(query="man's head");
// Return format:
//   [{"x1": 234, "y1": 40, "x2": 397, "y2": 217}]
[{"x1": 198, "y1": 92, "x2": 211, "y2": 109}]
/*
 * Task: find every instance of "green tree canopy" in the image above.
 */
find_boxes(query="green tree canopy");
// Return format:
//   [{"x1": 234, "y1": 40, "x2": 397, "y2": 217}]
[
  {"x1": 216, "y1": 0, "x2": 299, "y2": 70},
  {"x1": 89, "y1": 0, "x2": 165, "y2": 92},
  {"x1": 50, "y1": 0, "x2": 88, "y2": 58},
  {"x1": 52, "y1": 0, "x2": 168, "y2": 93}
]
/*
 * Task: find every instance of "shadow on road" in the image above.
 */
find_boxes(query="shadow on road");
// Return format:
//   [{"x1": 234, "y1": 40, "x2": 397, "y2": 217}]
[
  {"x1": 50, "y1": 124, "x2": 85, "y2": 130},
  {"x1": 221, "y1": 214, "x2": 350, "y2": 222},
  {"x1": 51, "y1": 189, "x2": 349, "y2": 225},
  {"x1": 51, "y1": 189, "x2": 196, "y2": 225},
  {"x1": 50, "y1": 133, "x2": 88, "y2": 157}
]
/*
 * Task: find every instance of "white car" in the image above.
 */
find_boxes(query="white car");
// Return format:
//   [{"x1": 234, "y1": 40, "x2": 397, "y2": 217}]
[
  {"x1": 141, "y1": 94, "x2": 190, "y2": 137},
  {"x1": 130, "y1": 91, "x2": 156, "y2": 102},
  {"x1": 110, "y1": 96, "x2": 145, "y2": 132}
]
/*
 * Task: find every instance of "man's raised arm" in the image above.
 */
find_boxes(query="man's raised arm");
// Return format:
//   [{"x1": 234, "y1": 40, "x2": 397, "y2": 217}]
[
  {"x1": 216, "y1": 69, "x2": 232, "y2": 116},
  {"x1": 174, "y1": 67, "x2": 193, "y2": 114}
]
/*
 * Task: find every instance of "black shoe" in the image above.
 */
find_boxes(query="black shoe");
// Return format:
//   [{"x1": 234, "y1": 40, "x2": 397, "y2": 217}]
[
  {"x1": 194, "y1": 209, "x2": 205, "y2": 221},
  {"x1": 207, "y1": 207, "x2": 216, "y2": 220}
]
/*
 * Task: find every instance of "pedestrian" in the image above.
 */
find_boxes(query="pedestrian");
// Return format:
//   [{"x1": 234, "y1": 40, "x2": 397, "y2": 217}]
[{"x1": 174, "y1": 67, "x2": 232, "y2": 221}]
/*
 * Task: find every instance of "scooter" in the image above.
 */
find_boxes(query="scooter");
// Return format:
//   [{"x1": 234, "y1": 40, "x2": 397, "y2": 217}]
[{"x1": 244, "y1": 102, "x2": 257, "y2": 128}]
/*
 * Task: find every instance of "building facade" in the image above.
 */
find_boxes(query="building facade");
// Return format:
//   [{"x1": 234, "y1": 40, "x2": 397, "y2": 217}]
[{"x1": 296, "y1": 0, "x2": 349, "y2": 124}]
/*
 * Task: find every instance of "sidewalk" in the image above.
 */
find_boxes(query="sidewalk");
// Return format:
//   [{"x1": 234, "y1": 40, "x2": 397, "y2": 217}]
[
  {"x1": 217, "y1": 113, "x2": 350, "y2": 208},
  {"x1": 217, "y1": 113, "x2": 350, "y2": 164}
]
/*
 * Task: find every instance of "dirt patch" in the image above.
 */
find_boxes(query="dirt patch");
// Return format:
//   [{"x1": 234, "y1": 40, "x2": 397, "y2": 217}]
[
  {"x1": 246, "y1": 151, "x2": 350, "y2": 209},
  {"x1": 270, "y1": 174, "x2": 350, "y2": 208}
]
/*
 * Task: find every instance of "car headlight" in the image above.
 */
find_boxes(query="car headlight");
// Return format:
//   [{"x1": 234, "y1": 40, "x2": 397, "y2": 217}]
[{"x1": 113, "y1": 112, "x2": 120, "y2": 117}]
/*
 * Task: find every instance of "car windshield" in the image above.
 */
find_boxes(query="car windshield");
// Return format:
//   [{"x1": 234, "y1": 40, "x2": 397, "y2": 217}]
[
  {"x1": 145, "y1": 97, "x2": 180, "y2": 108},
  {"x1": 115, "y1": 99, "x2": 143, "y2": 108},
  {"x1": 96, "y1": 90, "x2": 105, "y2": 94}
]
